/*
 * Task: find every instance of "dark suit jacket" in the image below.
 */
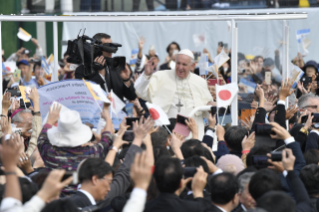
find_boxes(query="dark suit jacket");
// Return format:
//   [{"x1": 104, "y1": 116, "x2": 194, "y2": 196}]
[
  {"x1": 75, "y1": 65, "x2": 137, "y2": 101},
  {"x1": 206, "y1": 204, "x2": 224, "y2": 212},
  {"x1": 286, "y1": 171, "x2": 312, "y2": 212},
  {"x1": 232, "y1": 204, "x2": 245, "y2": 212},
  {"x1": 274, "y1": 104, "x2": 286, "y2": 129},
  {"x1": 144, "y1": 192, "x2": 206, "y2": 212},
  {"x1": 69, "y1": 191, "x2": 92, "y2": 209}
]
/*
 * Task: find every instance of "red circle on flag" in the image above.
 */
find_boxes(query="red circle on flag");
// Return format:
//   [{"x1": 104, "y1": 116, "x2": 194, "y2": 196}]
[
  {"x1": 149, "y1": 108, "x2": 160, "y2": 120},
  {"x1": 218, "y1": 90, "x2": 231, "y2": 101}
]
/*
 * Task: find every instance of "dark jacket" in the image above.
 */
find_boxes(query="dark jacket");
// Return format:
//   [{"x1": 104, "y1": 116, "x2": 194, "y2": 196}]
[
  {"x1": 286, "y1": 170, "x2": 312, "y2": 212},
  {"x1": 144, "y1": 192, "x2": 206, "y2": 212},
  {"x1": 75, "y1": 64, "x2": 136, "y2": 101},
  {"x1": 69, "y1": 191, "x2": 92, "y2": 209}
]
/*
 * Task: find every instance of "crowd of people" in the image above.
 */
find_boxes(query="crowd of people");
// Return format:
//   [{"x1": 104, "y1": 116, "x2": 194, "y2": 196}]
[{"x1": 0, "y1": 29, "x2": 319, "y2": 212}]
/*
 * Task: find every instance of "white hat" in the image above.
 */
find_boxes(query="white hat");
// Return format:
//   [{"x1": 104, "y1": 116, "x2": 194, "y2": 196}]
[
  {"x1": 176, "y1": 49, "x2": 194, "y2": 60},
  {"x1": 47, "y1": 110, "x2": 93, "y2": 147}
]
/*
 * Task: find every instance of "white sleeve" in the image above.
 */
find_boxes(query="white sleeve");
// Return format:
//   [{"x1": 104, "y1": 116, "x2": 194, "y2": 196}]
[
  {"x1": 123, "y1": 188, "x2": 147, "y2": 212},
  {"x1": 0, "y1": 197, "x2": 23, "y2": 212},
  {"x1": 7, "y1": 53, "x2": 18, "y2": 62},
  {"x1": 134, "y1": 72, "x2": 151, "y2": 102},
  {"x1": 22, "y1": 195, "x2": 46, "y2": 212},
  {"x1": 35, "y1": 47, "x2": 43, "y2": 57}
]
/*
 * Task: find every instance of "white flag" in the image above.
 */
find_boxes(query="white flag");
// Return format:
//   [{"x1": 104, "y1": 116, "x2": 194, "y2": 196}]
[
  {"x1": 193, "y1": 33, "x2": 207, "y2": 47},
  {"x1": 17, "y1": 27, "x2": 32, "y2": 42},
  {"x1": 111, "y1": 90, "x2": 125, "y2": 115},
  {"x1": 214, "y1": 51, "x2": 230, "y2": 70},
  {"x1": 216, "y1": 83, "x2": 238, "y2": 108},
  {"x1": 198, "y1": 54, "x2": 209, "y2": 75},
  {"x1": 146, "y1": 102, "x2": 170, "y2": 126}
]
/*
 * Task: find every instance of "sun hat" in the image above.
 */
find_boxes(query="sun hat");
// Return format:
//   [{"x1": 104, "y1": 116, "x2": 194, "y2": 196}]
[{"x1": 47, "y1": 110, "x2": 92, "y2": 147}]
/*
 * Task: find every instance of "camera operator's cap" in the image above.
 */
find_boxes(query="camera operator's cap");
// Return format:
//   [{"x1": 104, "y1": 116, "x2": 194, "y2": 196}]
[
  {"x1": 304, "y1": 60, "x2": 319, "y2": 72},
  {"x1": 177, "y1": 49, "x2": 194, "y2": 60},
  {"x1": 17, "y1": 59, "x2": 30, "y2": 67}
]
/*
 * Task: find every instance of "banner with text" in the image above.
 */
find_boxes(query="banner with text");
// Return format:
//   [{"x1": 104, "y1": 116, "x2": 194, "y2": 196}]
[{"x1": 37, "y1": 80, "x2": 103, "y2": 128}]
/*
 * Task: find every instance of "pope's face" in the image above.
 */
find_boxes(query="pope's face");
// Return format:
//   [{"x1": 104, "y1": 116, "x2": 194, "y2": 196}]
[{"x1": 175, "y1": 54, "x2": 194, "y2": 79}]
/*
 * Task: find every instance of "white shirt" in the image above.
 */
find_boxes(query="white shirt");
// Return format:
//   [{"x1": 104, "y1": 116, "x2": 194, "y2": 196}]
[
  {"x1": 216, "y1": 205, "x2": 228, "y2": 212},
  {"x1": 123, "y1": 188, "x2": 147, "y2": 212},
  {"x1": 79, "y1": 189, "x2": 96, "y2": 205},
  {"x1": 0, "y1": 195, "x2": 45, "y2": 212}
]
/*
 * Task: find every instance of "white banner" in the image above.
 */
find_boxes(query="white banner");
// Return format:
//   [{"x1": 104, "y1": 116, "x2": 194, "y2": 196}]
[{"x1": 38, "y1": 79, "x2": 103, "y2": 128}]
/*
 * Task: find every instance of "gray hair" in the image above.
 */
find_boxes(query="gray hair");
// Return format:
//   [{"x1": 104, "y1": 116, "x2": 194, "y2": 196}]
[
  {"x1": 11, "y1": 109, "x2": 32, "y2": 123},
  {"x1": 238, "y1": 172, "x2": 255, "y2": 193},
  {"x1": 298, "y1": 93, "x2": 319, "y2": 109}
]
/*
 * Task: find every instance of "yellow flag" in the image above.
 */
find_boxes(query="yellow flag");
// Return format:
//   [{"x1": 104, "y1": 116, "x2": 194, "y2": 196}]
[
  {"x1": 299, "y1": 0, "x2": 310, "y2": 7},
  {"x1": 82, "y1": 79, "x2": 100, "y2": 101},
  {"x1": 18, "y1": 86, "x2": 30, "y2": 103}
]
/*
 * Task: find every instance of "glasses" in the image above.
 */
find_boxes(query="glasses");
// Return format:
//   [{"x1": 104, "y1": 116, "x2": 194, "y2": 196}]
[{"x1": 303, "y1": 105, "x2": 318, "y2": 109}]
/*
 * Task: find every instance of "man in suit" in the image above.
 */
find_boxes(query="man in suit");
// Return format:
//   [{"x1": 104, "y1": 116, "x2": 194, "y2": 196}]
[
  {"x1": 144, "y1": 157, "x2": 208, "y2": 212},
  {"x1": 207, "y1": 172, "x2": 240, "y2": 212},
  {"x1": 70, "y1": 158, "x2": 113, "y2": 209},
  {"x1": 69, "y1": 132, "x2": 144, "y2": 211},
  {"x1": 75, "y1": 33, "x2": 136, "y2": 101},
  {"x1": 233, "y1": 172, "x2": 256, "y2": 212}
]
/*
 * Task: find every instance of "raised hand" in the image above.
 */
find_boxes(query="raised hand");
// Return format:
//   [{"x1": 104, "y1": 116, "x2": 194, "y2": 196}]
[
  {"x1": 191, "y1": 166, "x2": 208, "y2": 198},
  {"x1": 269, "y1": 122, "x2": 291, "y2": 140},
  {"x1": 282, "y1": 148, "x2": 295, "y2": 171},
  {"x1": 279, "y1": 78, "x2": 294, "y2": 101},
  {"x1": 133, "y1": 116, "x2": 155, "y2": 140},
  {"x1": 2, "y1": 92, "x2": 11, "y2": 114},
  {"x1": 144, "y1": 57, "x2": 157, "y2": 76},
  {"x1": 242, "y1": 132, "x2": 255, "y2": 151},
  {"x1": 138, "y1": 36, "x2": 145, "y2": 50},
  {"x1": 0, "y1": 133, "x2": 23, "y2": 169},
  {"x1": 185, "y1": 118, "x2": 198, "y2": 139},
  {"x1": 46, "y1": 104, "x2": 62, "y2": 126},
  {"x1": 286, "y1": 105, "x2": 299, "y2": 120},
  {"x1": 130, "y1": 151, "x2": 152, "y2": 191},
  {"x1": 37, "y1": 169, "x2": 73, "y2": 202}
]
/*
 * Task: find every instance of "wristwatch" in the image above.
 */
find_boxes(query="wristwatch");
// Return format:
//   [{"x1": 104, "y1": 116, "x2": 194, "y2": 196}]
[
  {"x1": 300, "y1": 127, "x2": 309, "y2": 136},
  {"x1": 32, "y1": 111, "x2": 41, "y2": 116},
  {"x1": 207, "y1": 127, "x2": 215, "y2": 133}
]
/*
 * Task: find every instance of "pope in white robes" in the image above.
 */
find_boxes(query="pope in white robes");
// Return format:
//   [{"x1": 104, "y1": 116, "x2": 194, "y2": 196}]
[{"x1": 134, "y1": 49, "x2": 214, "y2": 139}]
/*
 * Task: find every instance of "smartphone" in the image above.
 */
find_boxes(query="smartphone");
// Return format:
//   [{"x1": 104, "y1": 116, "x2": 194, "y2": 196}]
[
  {"x1": 211, "y1": 106, "x2": 217, "y2": 116},
  {"x1": 184, "y1": 167, "x2": 197, "y2": 178},
  {"x1": 224, "y1": 43, "x2": 228, "y2": 49},
  {"x1": 61, "y1": 171, "x2": 78, "y2": 185},
  {"x1": 173, "y1": 114, "x2": 191, "y2": 137},
  {"x1": 126, "y1": 117, "x2": 140, "y2": 130},
  {"x1": 208, "y1": 79, "x2": 223, "y2": 86},
  {"x1": 265, "y1": 71, "x2": 271, "y2": 85},
  {"x1": 251, "y1": 155, "x2": 269, "y2": 168},
  {"x1": 177, "y1": 115, "x2": 189, "y2": 126},
  {"x1": 302, "y1": 77, "x2": 312, "y2": 88},
  {"x1": 122, "y1": 130, "x2": 134, "y2": 142},
  {"x1": 14, "y1": 69, "x2": 21, "y2": 81}
]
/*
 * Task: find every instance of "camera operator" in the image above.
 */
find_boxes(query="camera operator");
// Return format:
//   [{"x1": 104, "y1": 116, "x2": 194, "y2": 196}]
[{"x1": 75, "y1": 33, "x2": 136, "y2": 101}]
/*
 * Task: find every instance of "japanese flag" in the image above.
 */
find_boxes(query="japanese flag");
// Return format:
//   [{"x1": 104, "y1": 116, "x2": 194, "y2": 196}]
[
  {"x1": 146, "y1": 102, "x2": 170, "y2": 126},
  {"x1": 110, "y1": 90, "x2": 125, "y2": 115},
  {"x1": 216, "y1": 83, "x2": 238, "y2": 108}
]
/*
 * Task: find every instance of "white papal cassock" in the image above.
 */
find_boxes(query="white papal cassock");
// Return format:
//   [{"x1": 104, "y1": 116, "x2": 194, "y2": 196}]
[{"x1": 134, "y1": 69, "x2": 213, "y2": 139}]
